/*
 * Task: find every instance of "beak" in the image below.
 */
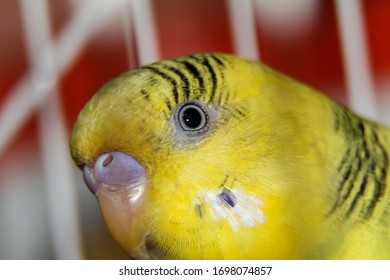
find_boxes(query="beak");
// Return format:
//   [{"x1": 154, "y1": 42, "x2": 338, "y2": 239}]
[{"x1": 83, "y1": 151, "x2": 151, "y2": 259}]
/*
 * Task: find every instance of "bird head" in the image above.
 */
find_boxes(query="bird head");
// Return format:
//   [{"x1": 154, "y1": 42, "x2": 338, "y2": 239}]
[{"x1": 70, "y1": 53, "x2": 315, "y2": 259}]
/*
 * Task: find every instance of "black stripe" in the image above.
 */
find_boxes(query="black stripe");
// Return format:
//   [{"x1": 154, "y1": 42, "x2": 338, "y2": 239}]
[
  {"x1": 234, "y1": 107, "x2": 247, "y2": 118},
  {"x1": 337, "y1": 151, "x2": 354, "y2": 192},
  {"x1": 188, "y1": 54, "x2": 202, "y2": 61},
  {"x1": 328, "y1": 154, "x2": 355, "y2": 216},
  {"x1": 340, "y1": 120, "x2": 366, "y2": 217},
  {"x1": 230, "y1": 106, "x2": 247, "y2": 120},
  {"x1": 341, "y1": 149, "x2": 362, "y2": 202},
  {"x1": 337, "y1": 147, "x2": 351, "y2": 172},
  {"x1": 202, "y1": 57, "x2": 218, "y2": 103},
  {"x1": 144, "y1": 66, "x2": 178, "y2": 110},
  {"x1": 330, "y1": 148, "x2": 352, "y2": 212},
  {"x1": 210, "y1": 54, "x2": 225, "y2": 67},
  {"x1": 218, "y1": 175, "x2": 229, "y2": 189},
  {"x1": 334, "y1": 114, "x2": 340, "y2": 131},
  {"x1": 337, "y1": 163, "x2": 352, "y2": 196},
  {"x1": 331, "y1": 107, "x2": 389, "y2": 222},
  {"x1": 357, "y1": 120, "x2": 365, "y2": 135},
  {"x1": 217, "y1": 89, "x2": 225, "y2": 106},
  {"x1": 345, "y1": 173, "x2": 368, "y2": 218},
  {"x1": 195, "y1": 204, "x2": 203, "y2": 218},
  {"x1": 161, "y1": 64, "x2": 191, "y2": 100},
  {"x1": 364, "y1": 130, "x2": 389, "y2": 219},
  {"x1": 181, "y1": 61, "x2": 205, "y2": 91},
  {"x1": 333, "y1": 123, "x2": 388, "y2": 220},
  {"x1": 334, "y1": 106, "x2": 354, "y2": 135},
  {"x1": 330, "y1": 108, "x2": 363, "y2": 216},
  {"x1": 188, "y1": 55, "x2": 219, "y2": 103},
  {"x1": 361, "y1": 138, "x2": 369, "y2": 160},
  {"x1": 217, "y1": 88, "x2": 230, "y2": 107}
]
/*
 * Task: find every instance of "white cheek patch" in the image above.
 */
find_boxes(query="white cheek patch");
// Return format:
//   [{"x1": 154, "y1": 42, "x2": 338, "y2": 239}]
[{"x1": 196, "y1": 189, "x2": 265, "y2": 233}]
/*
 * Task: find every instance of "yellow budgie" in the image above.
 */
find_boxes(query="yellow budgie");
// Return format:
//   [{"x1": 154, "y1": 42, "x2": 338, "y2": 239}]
[{"x1": 70, "y1": 53, "x2": 390, "y2": 259}]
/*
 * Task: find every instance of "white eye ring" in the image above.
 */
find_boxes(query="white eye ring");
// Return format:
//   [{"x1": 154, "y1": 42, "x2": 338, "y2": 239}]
[
  {"x1": 178, "y1": 103, "x2": 207, "y2": 131},
  {"x1": 170, "y1": 100, "x2": 217, "y2": 145}
]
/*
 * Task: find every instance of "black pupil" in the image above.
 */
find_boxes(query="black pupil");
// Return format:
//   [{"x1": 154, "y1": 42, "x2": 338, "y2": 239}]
[{"x1": 182, "y1": 107, "x2": 202, "y2": 129}]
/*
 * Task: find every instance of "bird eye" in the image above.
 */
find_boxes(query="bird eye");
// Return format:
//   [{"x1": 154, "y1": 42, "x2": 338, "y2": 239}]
[
  {"x1": 178, "y1": 103, "x2": 207, "y2": 131},
  {"x1": 171, "y1": 100, "x2": 216, "y2": 144}
]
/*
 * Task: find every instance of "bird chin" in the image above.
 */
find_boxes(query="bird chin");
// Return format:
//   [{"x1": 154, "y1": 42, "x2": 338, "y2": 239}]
[{"x1": 95, "y1": 182, "x2": 152, "y2": 259}]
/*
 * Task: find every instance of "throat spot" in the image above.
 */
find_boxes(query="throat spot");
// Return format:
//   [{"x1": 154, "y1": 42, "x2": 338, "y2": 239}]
[{"x1": 194, "y1": 189, "x2": 266, "y2": 233}]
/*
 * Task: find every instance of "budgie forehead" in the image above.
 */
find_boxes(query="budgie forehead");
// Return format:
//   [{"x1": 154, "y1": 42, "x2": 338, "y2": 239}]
[
  {"x1": 124, "y1": 53, "x2": 268, "y2": 113},
  {"x1": 136, "y1": 53, "x2": 231, "y2": 109}
]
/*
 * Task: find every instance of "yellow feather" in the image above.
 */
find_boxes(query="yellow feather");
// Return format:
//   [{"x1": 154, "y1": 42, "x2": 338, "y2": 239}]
[{"x1": 70, "y1": 53, "x2": 390, "y2": 259}]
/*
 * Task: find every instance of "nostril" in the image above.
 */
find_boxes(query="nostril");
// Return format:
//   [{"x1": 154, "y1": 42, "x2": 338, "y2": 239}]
[
  {"x1": 95, "y1": 153, "x2": 114, "y2": 172},
  {"x1": 103, "y1": 155, "x2": 113, "y2": 167}
]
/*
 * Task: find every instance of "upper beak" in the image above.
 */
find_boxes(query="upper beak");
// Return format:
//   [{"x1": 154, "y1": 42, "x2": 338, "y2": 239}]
[{"x1": 83, "y1": 151, "x2": 151, "y2": 259}]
